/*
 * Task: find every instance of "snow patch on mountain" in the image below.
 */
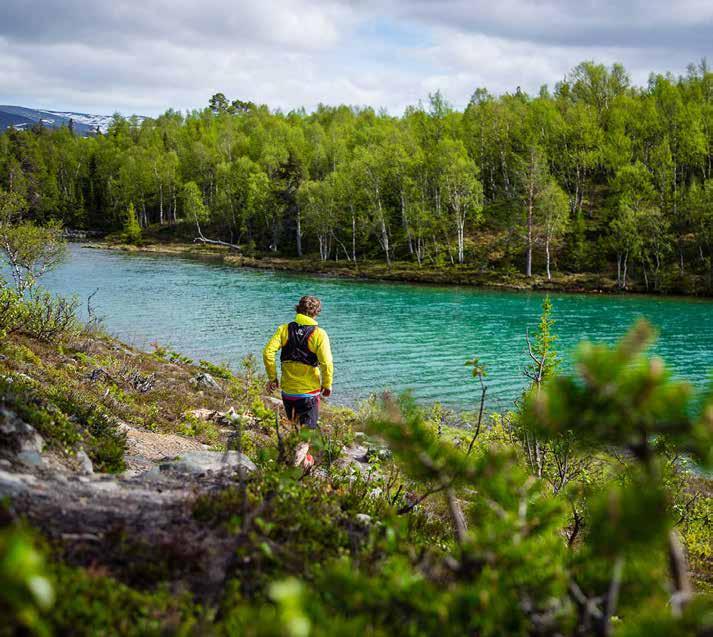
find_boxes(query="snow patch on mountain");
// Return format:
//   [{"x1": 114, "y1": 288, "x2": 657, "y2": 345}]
[{"x1": 0, "y1": 106, "x2": 146, "y2": 135}]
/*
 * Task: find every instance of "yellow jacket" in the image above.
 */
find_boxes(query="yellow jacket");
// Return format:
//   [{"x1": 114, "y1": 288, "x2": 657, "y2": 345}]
[{"x1": 263, "y1": 313, "x2": 333, "y2": 395}]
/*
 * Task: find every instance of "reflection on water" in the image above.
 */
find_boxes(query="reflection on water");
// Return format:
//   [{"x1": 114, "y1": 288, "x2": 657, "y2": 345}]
[{"x1": 40, "y1": 245, "x2": 713, "y2": 410}]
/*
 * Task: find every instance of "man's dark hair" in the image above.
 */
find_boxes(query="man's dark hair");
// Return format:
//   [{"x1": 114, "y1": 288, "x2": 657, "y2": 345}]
[{"x1": 295, "y1": 295, "x2": 322, "y2": 318}]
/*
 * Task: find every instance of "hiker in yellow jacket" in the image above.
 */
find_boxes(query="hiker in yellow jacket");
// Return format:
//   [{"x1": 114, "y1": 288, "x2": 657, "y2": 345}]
[{"x1": 263, "y1": 296, "x2": 333, "y2": 449}]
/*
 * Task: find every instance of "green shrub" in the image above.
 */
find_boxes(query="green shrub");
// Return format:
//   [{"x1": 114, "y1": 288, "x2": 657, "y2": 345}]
[
  {"x1": 199, "y1": 359, "x2": 233, "y2": 380},
  {"x1": 0, "y1": 285, "x2": 25, "y2": 337},
  {"x1": 48, "y1": 391, "x2": 127, "y2": 473},
  {"x1": 177, "y1": 412, "x2": 221, "y2": 446},
  {"x1": 121, "y1": 203, "x2": 142, "y2": 245},
  {"x1": 0, "y1": 524, "x2": 54, "y2": 637},
  {"x1": 47, "y1": 563, "x2": 201, "y2": 636},
  {"x1": 0, "y1": 374, "x2": 81, "y2": 451},
  {"x1": 0, "y1": 374, "x2": 126, "y2": 472},
  {"x1": 22, "y1": 291, "x2": 80, "y2": 341},
  {"x1": 150, "y1": 343, "x2": 193, "y2": 365}
]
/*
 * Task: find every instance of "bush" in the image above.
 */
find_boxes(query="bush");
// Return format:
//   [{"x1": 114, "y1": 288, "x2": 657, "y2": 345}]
[
  {"x1": 22, "y1": 291, "x2": 80, "y2": 341},
  {"x1": 0, "y1": 285, "x2": 25, "y2": 337},
  {"x1": 0, "y1": 523, "x2": 55, "y2": 637},
  {"x1": 121, "y1": 203, "x2": 142, "y2": 245},
  {"x1": 47, "y1": 563, "x2": 200, "y2": 636}
]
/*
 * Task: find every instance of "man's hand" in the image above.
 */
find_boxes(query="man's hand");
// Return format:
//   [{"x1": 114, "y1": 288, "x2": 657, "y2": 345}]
[
  {"x1": 266, "y1": 379, "x2": 279, "y2": 393},
  {"x1": 321, "y1": 387, "x2": 332, "y2": 398}
]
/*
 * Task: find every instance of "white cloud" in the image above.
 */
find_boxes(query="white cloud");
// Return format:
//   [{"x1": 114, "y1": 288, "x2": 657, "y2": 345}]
[{"x1": 0, "y1": 0, "x2": 711, "y2": 116}]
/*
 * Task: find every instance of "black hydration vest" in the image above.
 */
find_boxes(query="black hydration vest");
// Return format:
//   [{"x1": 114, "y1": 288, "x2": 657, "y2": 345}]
[{"x1": 280, "y1": 322, "x2": 319, "y2": 367}]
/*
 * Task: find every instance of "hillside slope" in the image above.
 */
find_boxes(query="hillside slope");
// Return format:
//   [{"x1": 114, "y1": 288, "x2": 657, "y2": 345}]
[{"x1": 1, "y1": 324, "x2": 711, "y2": 636}]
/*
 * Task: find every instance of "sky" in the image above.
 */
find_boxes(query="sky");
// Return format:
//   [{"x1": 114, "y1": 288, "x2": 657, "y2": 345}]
[{"x1": 1, "y1": 0, "x2": 712, "y2": 117}]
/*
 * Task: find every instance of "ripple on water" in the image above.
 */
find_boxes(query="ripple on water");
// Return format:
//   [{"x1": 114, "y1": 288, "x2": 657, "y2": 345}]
[{"x1": 37, "y1": 245, "x2": 713, "y2": 409}]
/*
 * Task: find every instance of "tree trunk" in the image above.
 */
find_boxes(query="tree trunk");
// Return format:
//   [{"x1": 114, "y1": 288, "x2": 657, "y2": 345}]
[
  {"x1": 377, "y1": 198, "x2": 391, "y2": 267},
  {"x1": 296, "y1": 209, "x2": 303, "y2": 257},
  {"x1": 546, "y1": 235, "x2": 551, "y2": 280},
  {"x1": 526, "y1": 179, "x2": 534, "y2": 277},
  {"x1": 622, "y1": 252, "x2": 629, "y2": 289},
  {"x1": 401, "y1": 190, "x2": 413, "y2": 255},
  {"x1": 456, "y1": 207, "x2": 465, "y2": 264},
  {"x1": 351, "y1": 207, "x2": 357, "y2": 264}
]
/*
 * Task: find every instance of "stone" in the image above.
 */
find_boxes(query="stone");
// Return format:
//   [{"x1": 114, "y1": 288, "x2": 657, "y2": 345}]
[
  {"x1": 355, "y1": 513, "x2": 372, "y2": 526},
  {"x1": 157, "y1": 450, "x2": 256, "y2": 476},
  {"x1": 16, "y1": 450, "x2": 44, "y2": 468},
  {"x1": 76, "y1": 449, "x2": 94, "y2": 475},
  {"x1": 261, "y1": 396, "x2": 284, "y2": 412},
  {"x1": 0, "y1": 470, "x2": 36, "y2": 497},
  {"x1": 192, "y1": 373, "x2": 221, "y2": 390},
  {"x1": 187, "y1": 408, "x2": 222, "y2": 421},
  {"x1": 1, "y1": 408, "x2": 45, "y2": 468}
]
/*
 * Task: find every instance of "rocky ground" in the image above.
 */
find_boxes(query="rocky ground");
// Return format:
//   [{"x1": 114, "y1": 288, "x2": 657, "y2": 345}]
[{"x1": 0, "y1": 330, "x2": 379, "y2": 601}]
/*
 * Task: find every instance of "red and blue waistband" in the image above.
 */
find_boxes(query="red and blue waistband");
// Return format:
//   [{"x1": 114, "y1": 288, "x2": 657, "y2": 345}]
[{"x1": 282, "y1": 389, "x2": 321, "y2": 401}]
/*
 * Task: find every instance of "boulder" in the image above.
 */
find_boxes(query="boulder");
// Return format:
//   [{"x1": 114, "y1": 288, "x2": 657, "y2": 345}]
[
  {"x1": 157, "y1": 450, "x2": 256, "y2": 477},
  {"x1": 192, "y1": 373, "x2": 221, "y2": 391},
  {"x1": 76, "y1": 449, "x2": 94, "y2": 475},
  {"x1": 0, "y1": 408, "x2": 45, "y2": 468}
]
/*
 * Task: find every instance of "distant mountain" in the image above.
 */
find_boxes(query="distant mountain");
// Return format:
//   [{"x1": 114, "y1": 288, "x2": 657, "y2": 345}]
[{"x1": 0, "y1": 105, "x2": 145, "y2": 135}]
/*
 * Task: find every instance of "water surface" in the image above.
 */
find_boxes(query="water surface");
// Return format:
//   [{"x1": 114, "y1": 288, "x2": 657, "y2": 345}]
[{"x1": 40, "y1": 245, "x2": 713, "y2": 410}]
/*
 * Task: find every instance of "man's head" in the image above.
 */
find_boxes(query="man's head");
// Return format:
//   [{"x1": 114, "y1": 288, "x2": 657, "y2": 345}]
[{"x1": 295, "y1": 295, "x2": 322, "y2": 318}]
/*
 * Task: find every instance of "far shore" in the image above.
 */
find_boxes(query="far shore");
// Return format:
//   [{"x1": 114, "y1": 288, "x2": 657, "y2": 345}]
[{"x1": 82, "y1": 241, "x2": 713, "y2": 299}]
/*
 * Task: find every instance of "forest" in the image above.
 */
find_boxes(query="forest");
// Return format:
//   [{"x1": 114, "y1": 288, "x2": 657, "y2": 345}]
[{"x1": 2, "y1": 61, "x2": 713, "y2": 292}]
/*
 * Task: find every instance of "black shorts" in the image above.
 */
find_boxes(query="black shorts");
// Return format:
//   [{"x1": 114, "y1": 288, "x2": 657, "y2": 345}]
[{"x1": 282, "y1": 394, "x2": 320, "y2": 429}]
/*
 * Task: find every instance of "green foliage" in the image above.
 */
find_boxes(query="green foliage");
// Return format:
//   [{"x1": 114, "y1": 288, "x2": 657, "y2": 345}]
[
  {"x1": 150, "y1": 343, "x2": 193, "y2": 365},
  {"x1": 526, "y1": 294, "x2": 559, "y2": 384},
  {"x1": 0, "y1": 284, "x2": 24, "y2": 337},
  {"x1": 0, "y1": 374, "x2": 126, "y2": 472},
  {"x1": 21, "y1": 290, "x2": 80, "y2": 341},
  {"x1": 522, "y1": 320, "x2": 711, "y2": 462},
  {"x1": 177, "y1": 412, "x2": 221, "y2": 445},
  {"x1": 0, "y1": 216, "x2": 67, "y2": 294},
  {"x1": 46, "y1": 563, "x2": 201, "y2": 636},
  {"x1": 0, "y1": 287, "x2": 79, "y2": 342},
  {"x1": 122, "y1": 203, "x2": 142, "y2": 244},
  {"x1": 199, "y1": 359, "x2": 233, "y2": 380},
  {"x1": 5, "y1": 62, "x2": 713, "y2": 288},
  {"x1": 0, "y1": 524, "x2": 54, "y2": 637}
]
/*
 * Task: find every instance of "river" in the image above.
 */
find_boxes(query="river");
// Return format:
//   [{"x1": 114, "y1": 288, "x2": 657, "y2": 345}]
[{"x1": 39, "y1": 245, "x2": 713, "y2": 410}]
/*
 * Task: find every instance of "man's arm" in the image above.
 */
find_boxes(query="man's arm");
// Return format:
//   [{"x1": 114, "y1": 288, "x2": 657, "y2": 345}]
[
  {"x1": 315, "y1": 329, "x2": 334, "y2": 394},
  {"x1": 262, "y1": 325, "x2": 285, "y2": 390}
]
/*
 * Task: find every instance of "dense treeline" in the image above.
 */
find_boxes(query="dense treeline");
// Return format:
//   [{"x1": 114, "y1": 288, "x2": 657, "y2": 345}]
[{"x1": 3, "y1": 61, "x2": 713, "y2": 291}]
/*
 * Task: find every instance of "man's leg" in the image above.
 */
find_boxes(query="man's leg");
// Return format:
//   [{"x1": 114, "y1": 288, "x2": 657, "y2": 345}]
[{"x1": 282, "y1": 396, "x2": 319, "y2": 467}]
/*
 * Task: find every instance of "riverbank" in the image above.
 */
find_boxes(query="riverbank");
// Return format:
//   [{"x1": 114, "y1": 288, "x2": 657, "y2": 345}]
[
  {"x1": 88, "y1": 241, "x2": 638, "y2": 296},
  {"x1": 90, "y1": 239, "x2": 713, "y2": 297}
]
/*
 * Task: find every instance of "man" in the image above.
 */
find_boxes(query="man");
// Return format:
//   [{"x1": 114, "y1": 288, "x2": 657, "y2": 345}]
[{"x1": 263, "y1": 295, "x2": 333, "y2": 466}]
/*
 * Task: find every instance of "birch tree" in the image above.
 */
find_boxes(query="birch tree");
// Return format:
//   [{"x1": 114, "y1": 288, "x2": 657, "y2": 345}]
[{"x1": 438, "y1": 139, "x2": 484, "y2": 264}]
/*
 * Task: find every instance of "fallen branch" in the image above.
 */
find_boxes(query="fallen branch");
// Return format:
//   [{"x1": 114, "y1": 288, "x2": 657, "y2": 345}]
[{"x1": 193, "y1": 228, "x2": 242, "y2": 251}]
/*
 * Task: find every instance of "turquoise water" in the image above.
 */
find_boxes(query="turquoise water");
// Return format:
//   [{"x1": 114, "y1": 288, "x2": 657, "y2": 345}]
[{"x1": 39, "y1": 245, "x2": 713, "y2": 410}]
